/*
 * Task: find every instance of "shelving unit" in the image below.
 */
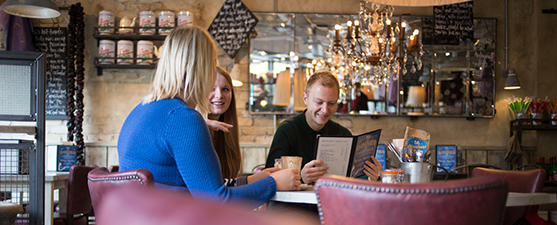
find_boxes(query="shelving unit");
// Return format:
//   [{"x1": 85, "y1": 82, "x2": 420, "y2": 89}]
[
  {"x1": 94, "y1": 27, "x2": 167, "y2": 75},
  {"x1": 510, "y1": 119, "x2": 557, "y2": 144}
]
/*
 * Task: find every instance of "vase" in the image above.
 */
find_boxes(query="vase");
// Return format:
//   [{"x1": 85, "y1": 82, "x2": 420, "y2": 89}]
[
  {"x1": 515, "y1": 112, "x2": 529, "y2": 120},
  {"x1": 531, "y1": 113, "x2": 543, "y2": 126},
  {"x1": 551, "y1": 113, "x2": 557, "y2": 126}
]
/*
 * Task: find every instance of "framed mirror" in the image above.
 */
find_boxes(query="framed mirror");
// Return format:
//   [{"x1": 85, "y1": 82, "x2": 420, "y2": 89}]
[{"x1": 248, "y1": 12, "x2": 496, "y2": 118}]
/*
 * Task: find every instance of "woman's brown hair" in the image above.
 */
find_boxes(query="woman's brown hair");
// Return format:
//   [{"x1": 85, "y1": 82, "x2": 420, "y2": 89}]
[{"x1": 210, "y1": 66, "x2": 242, "y2": 178}]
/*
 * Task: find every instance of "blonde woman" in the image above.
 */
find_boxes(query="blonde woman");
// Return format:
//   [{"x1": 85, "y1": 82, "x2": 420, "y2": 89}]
[
  {"x1": 118, "y1": 26, "x2": 300, "y2": 205},
  {"x1": 206, "y1": 66, "x2": 279, "y2": 186}
]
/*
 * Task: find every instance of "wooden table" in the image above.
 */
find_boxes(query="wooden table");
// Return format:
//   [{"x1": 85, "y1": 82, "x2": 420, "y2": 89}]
[
  {"x1": 272, "y1": 188, "x2": 557, "y2": 207},
  {"x1": 0, "y1": 172, "x2": 69, "y2": 225}
]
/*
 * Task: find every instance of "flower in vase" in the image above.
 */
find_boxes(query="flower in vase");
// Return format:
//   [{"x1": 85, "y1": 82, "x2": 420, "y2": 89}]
[{"x1": 508, "y1": 96, "x2": 531, "y2": 114}]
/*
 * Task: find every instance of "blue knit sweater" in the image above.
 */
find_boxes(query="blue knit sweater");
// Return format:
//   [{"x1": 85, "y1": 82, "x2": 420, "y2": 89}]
[{"x1": 118, "y1": 98, "x2": 276, "y2": 204}]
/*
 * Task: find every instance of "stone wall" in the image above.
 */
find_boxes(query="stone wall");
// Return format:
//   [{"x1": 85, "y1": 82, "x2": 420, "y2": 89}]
[{"x1": 36, "y1": 0, "x2": 556, "y2": 171}]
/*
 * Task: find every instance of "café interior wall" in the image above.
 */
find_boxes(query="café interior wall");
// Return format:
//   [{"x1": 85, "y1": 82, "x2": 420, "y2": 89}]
[{"x1": 37, "y1": 0, "x2": 556, "y2": 167}]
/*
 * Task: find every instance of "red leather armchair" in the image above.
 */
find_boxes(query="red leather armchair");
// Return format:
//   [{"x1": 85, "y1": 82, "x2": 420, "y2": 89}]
[
  {"x1": 472, "y1": 168, "x2": 546, "y2": 225},
  {"x1": 95, "y1": 186, "x2": 319, "y2": 225},
  {"x1": 87, "y1": 167, "x2": 154, "y2": 212},
  {"x1": 54, "y1": 165, "x2": 96, "y2": 225},
  {"x1": 315, "y1": 175, "x2": 508, "y2": 225}
]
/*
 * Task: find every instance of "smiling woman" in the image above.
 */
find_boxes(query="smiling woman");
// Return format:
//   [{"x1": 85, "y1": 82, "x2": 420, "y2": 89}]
[{"x1": 208, "y1": 66, "x2": 241, "y2": 179}]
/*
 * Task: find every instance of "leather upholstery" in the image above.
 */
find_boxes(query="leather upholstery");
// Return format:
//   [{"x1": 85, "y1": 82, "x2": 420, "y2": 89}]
[
  {"x1": 87, "y1": 167, "x2": 154, "y2": 212},
  {"x1": 472, "y1": 168, "x2": 546, "y2": 225},
  {"x1": 315, "y1": 175, "x2": 508, "y2": 225},
  {"x1": 95, "y1": 186, "x2": 319, "y2": 225},
  {"x1": 107, "y1": 165, "x2": 119, "y2": 173},
  {"x1": 54, "y1": 165, "x2": 95, "y2": 225}
]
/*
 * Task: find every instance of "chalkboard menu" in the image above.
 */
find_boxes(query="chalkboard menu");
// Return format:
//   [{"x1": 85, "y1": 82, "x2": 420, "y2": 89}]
[
  {"x1": 421, "y1": 17, "x2": 434, "y2": 45},
  {"x1": 33, "y1": 27, "x2": 67, "y2": 119},
  {"x1": 208, "y1": 0, "x2": 258, "y2": 58},
  {"x1": 433, "y1": 1, "x2": 473, "y2": 45}
]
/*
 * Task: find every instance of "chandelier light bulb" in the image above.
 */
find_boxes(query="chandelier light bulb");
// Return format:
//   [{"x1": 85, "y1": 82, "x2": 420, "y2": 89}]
[
  {"x1": 312, "y1": 59, "x2": 317, "y2": 64},
  {"x1": 413, "y1": 29, "x2": 419, "y2": 36},
  {"x1": 401, "y1": 22, "x2": 407, "y2": 28},
  {"x1": 354, "y1": 20, "x2": 360, "y2": 26},
  {"x1": 385, "y1": 19, "x2": 391, "y2": 25},
  {"x1": 347, "y1": 20, "x2": 353, "y2": 26}
]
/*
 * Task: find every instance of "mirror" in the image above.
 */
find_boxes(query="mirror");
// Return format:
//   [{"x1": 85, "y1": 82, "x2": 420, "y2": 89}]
[{"x1": 249, "y1": 13, "x2": 496, "y2": 118}]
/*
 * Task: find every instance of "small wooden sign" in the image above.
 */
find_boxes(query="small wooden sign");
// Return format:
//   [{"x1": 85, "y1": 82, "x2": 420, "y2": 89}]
[
  {"x1": 436, "y1": 145, "x2": 458, "y2": 173},
  {"x1": 57, "y1": 145, "x2": 77, "y2": 171},
  {"x1": 375, "y1": 144, "x2": 387, "y2": 170}
]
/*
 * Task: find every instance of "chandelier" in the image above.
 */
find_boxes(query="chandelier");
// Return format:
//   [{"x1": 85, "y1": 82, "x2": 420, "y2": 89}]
[{"x1": 327, "y1": 0, "x2": 423, "y2": 86}]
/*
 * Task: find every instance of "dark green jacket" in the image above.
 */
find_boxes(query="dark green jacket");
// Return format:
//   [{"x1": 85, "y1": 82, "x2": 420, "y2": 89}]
[{"x1": 265, "y1": 111, "x2": 352, "y2": 168}]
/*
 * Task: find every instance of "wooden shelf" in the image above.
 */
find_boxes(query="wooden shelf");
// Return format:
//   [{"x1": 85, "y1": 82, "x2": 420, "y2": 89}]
[{"x1": 0, "y1": 125, "x2": 36, "y2": 134}]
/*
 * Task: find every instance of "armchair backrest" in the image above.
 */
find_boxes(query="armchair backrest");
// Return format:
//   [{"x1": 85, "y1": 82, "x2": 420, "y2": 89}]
[
  {"x1": 67, "y1": 165, "x2": 96, "y2": 217},
  {"x1": 315, "y1": 175, "x2": 508, "y2": 225},
  {"x1": 471, "y1": 168, "x2": 546, "y2": 225},
  {"x1": 87, "y1": 167, "x2": 154, "y2": 212},
  {"x1": 95, "y1": 186, "x2": 319, "y2": 225}
]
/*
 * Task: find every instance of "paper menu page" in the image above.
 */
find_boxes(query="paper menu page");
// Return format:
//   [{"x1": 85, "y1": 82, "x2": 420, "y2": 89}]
[
  {"x1": 315, "y1": 136, "x2": 353, "y2": 176},
  {"x1": 350, "y1": 131, "x2": 380, "y2": 177}
]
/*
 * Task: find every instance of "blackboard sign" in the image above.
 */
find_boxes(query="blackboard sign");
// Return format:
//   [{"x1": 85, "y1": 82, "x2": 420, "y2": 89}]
[
  {"x1": 436, "y1": 145, "x2": 457, "y2": 173},
  {"x1": 57, "y1": 145, "x2": 76, "y2": 171},
  {"x1": 208, "y1": 0, "x2": 258, "y2": 58},
  {"x1": 33, "y1": 27, "x2": 67, "y2": 119},
  {"x1": 421, "y1": 17, "x2": 434, "y2": 45},
  {"x1": 433, "y1": 1, "x2": 473, "y2": 45}
]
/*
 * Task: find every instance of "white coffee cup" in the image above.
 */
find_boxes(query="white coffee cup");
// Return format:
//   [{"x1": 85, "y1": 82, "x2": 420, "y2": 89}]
[
  {"x1": 136, "y1": 40, "x2": 154, "y2": 65},
  {"x1": 158, "y1": 11, "x2": 175, "y2": 35},
  {"x1": 117, "y1": 40, "x2": 134, "y2": 64},
  {"x1": 98, "y1": 10, "x2": 114, "y2": 34},
  {"x1": 139, "y1": 11, "x2": 156, "y2": 35},
  {"x1": 177, "y1": 11, "x2": 193, "y2": 26},
  {"x1": 98, "y1": 40, "x2": 115, "y2": 64}
]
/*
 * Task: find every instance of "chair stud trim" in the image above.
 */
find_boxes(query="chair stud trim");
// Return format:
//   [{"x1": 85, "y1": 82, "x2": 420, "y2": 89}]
[
  {"x1": 88, "y1": 175, "x2": 144, "y2": 184},
  {"x1": 314, "y1": 179, "x2": 506, "y2": 225}
]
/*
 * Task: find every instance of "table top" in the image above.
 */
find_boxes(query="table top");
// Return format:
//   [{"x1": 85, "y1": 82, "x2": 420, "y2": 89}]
[
  {"x1": 0, "y1": 172, "x2": 69, "y2": 182},
  {"x1": 272, "y1": 187, "x2": 557, "y2": 207}
]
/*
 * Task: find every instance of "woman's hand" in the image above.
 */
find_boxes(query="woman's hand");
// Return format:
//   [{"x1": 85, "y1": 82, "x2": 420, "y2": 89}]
[
  {"x1": 270, "y1": 168, "x2": 301, "y2": 191},
  {"x1": 205, "y1": 119, "x2": 233, "y2": 132},
  {"x1": 247, "y1": 167, "x2": 280, "y2": 184},
  {"x1": 364, "y1": 156, "x2": 383, "y2": 182}
]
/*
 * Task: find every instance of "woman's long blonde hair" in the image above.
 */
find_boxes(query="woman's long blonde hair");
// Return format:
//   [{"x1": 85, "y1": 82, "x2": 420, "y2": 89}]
[
  {"x1": 144, "y1": 26, "x2": 217, "y2": 114},
  {"x1": 211, "y1": 66, "x2": 242, "y2": 178}
]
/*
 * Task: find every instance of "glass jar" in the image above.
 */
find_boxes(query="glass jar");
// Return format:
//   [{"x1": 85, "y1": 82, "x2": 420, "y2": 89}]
[{"x1": 380, "y1": 169, "x2": 405, "y2": 183}]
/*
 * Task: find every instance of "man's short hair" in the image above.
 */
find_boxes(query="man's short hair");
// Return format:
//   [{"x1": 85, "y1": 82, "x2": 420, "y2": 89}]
[{"x1": 305, "y1": 71, "x2": 340, "y2": 94}]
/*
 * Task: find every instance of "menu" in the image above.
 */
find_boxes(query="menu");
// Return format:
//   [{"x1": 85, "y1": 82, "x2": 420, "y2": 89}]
[
  {"x1": 433, "y1": 1, "x2": 473, "y2": 45},
  {"x1": 315, "y1": 129, "x2": 381, "y2": 177},
  {"x1": 33, "y1": 27, "x2": 68, "y2": 119}
]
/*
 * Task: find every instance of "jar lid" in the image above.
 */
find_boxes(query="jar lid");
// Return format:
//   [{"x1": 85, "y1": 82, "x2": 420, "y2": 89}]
[{"x1": 381, "y1": 169, "x2": 403, "y2": 174}]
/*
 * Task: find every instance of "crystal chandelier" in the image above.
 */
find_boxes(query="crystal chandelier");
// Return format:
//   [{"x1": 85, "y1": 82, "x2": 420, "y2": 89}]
[{"x1": 328, "y1": 0, "x2": 423, "y2": 86}]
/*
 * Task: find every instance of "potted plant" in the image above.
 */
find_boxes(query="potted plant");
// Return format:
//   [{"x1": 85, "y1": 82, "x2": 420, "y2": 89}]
[
  {"x1": 508, "y1": 96, "x2": 531, "y2": 120},
  {"x1": 548, "y1": 99, "x2": 557, "y2": 126},
  {"x1": 529, "y1": 97, "x2": 549, "y2": 125}
]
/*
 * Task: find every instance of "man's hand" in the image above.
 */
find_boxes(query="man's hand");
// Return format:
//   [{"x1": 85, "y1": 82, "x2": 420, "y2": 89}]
[
  {"x1": 205, "y1": 119, "x2": 233, "y2": 132},
  {"x1": 301, "y1": 160, "x2": 328, "y2": 184},
  {"x1": 247, "y1": 167, "x2": 280, "y2": 184},
  {"x1": 363, "y1": 156, "x2": 383, "y2": 182}
]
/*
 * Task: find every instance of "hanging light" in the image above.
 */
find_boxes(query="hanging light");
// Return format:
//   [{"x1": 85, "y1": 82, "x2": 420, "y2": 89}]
[
  {"x1": 504, "y1": 69, "x2": 520, "y2": 90},
  {"x1": 2, "y1": 0, "x2": 61, "y2": 19},
  {"x1": 327, "y1": 0, "x2": 423, "y2": 86},
  {"x1": 365, "y1": 0, "x2": 471, "y2": 7}
]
